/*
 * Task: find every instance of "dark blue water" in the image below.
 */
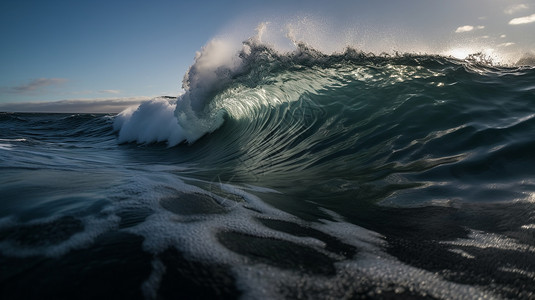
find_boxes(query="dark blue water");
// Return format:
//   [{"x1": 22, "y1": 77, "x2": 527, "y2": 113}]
[{"x1": 1, "y1": 47, "x2": 535, "y2": 299}]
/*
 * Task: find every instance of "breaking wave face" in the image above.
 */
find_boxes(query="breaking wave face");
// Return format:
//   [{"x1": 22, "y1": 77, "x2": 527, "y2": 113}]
[
  {"x1": 113, "y1": 25, "x2": 535, "y2": 207},
  {"x1": 114, "y1": 24, "x2": 535, "y2": 146}
]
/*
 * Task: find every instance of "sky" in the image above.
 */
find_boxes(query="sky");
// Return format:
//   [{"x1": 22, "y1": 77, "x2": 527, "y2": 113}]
[{"x1": 1, "y1": 0, "x2": 534, "y2": 113}]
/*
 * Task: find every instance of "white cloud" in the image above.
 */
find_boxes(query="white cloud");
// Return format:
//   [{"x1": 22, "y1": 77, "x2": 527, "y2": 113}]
[
  {"x1": 3, "y1": 78, "x2": 68, "y2": 94},
  {"x1": 455, "y1": 25, "x2": 474, "y2": 33},
  {"x1": 509, "y1": 13, "x2": 535, "y2": 25},
  {"x1": 498, "y1": 42, "x2": 516, "y2": 47},
  {"x1": 455, "y1": 25, "x2": 484, "y2": 33},
  {"x1": 504, "y1": 4, "x2": 529, "y2": 15},
  {"x1": 98, "y1": 89, "x2": 121, "y2": 94},
  {"x1": 500, "y1": 34, "x2": 507, "y2": 38}
]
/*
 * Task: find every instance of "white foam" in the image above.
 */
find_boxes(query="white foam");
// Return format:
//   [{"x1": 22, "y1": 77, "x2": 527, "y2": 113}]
[
  {"x1": 103, "y1": 171, "x2": 503, "y2": 299},
  {"x1": 0, "y1": 139, "x2": 26, "y2": 150},
  {"x1": 0, "y1": 143, "x2": 12, "y2": 150},
  {"x1": 521, "y1": 224, "x2": 535, "y2": 230},
  {"x1": 230, "y1": 229, "x2": 497, "y2": 300},
  {"x1": 448, "y1": 248, "x2": 476, "y2": 259},
  {"x1": 114, "y1": 98, "x2": 185, "y2": 146},
  {"x1": 347, "y1": 252, "x2": 497, "y2": 300},
  {"x1": 441, "y1": 229, "x2": 535, "y2": 253},
  {"x1": 498, "y1": 267, "x2": 535, "y2": 279},
  {"x1": 314, "y1": 208, "x2": 385, "y2": 253}
]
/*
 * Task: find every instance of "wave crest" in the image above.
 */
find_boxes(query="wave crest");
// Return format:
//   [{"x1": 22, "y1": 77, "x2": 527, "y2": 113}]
[{"x1": 113, "y1": 26, "x2": 531, "y2": 146}]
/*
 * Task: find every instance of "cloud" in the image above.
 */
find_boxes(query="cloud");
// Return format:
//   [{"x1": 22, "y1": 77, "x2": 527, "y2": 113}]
[
  {"x1": 498, "y1": 42, "x2": 516, "y2": 47},
  {"x1": 455, "y1": 25, "x2": 474, "y2": 33},
  {"x1": 0, "y1": 97, "x2": 156, "y2": 113},
  {"x1": 3, "y1": 78, "x2": 68, "y2": 93},
  {"x1": 98, "y1": 89, "x2": 121, "y2": 94},
  {"x1": 455, "y1": 25, "x2": 484, "y2": 33},
  {"x1": 509, "y1": 13, "x2": 535, "y2": 25},
  {"x1": 504, "y1": 4, "x2": 529, "y2": 15}
]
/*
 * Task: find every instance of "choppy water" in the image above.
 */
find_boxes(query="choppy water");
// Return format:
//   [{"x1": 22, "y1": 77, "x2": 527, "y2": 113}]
[{"x1": 1, "y1": 41, "x2": 535, "y2": 299}]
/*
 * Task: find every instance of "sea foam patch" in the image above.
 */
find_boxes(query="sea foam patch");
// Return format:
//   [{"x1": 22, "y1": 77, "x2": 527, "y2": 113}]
[
  {"x1": 100, "y1": 168, "x2": 503, "y2": 299},
  {"x1": 441, "y1": 229, "x2": 535, "y2": 253},
  {"x1": 0, "y1": 159, "x2": 509, "y2": 299},
  {"x1": 114, "y1": 98, "x2": 185, "y2": 146}
]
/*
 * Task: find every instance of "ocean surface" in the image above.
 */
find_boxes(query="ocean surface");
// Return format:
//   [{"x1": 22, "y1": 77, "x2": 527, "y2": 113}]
[{"x1": 1, "y1": 41, "x2": 535, "y2": 299}]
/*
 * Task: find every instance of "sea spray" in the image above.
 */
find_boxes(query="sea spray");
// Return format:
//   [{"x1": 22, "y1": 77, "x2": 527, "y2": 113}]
[{"x1": 114, "y1": 98, "x2": 184, "y2": 145}]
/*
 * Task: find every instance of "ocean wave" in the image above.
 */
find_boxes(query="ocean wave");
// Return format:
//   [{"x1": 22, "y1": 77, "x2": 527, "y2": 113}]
[{"x1": 110, "y1": 31, "x2": 535, "y2": 206}]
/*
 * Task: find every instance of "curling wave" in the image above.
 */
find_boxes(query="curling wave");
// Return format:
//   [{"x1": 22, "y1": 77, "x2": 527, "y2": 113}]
[{"x1": 111, "y1": 30, "x2": 535, "y2": 208}]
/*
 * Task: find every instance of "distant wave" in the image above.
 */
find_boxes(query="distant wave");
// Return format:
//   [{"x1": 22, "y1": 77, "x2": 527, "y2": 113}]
[{"x1": 0, "y1": 97, "x2": 150, "y2": 114}]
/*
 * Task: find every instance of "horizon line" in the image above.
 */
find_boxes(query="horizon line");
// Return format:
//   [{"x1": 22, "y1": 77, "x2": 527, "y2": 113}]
[{"x1": 0, "y1": 96, "x2": 177, "y2": 114}]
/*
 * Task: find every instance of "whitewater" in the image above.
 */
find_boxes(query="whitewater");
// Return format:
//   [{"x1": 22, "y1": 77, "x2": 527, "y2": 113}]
[{"x1": 1, "y1": 26, "x2": 535, "y2": 299}]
